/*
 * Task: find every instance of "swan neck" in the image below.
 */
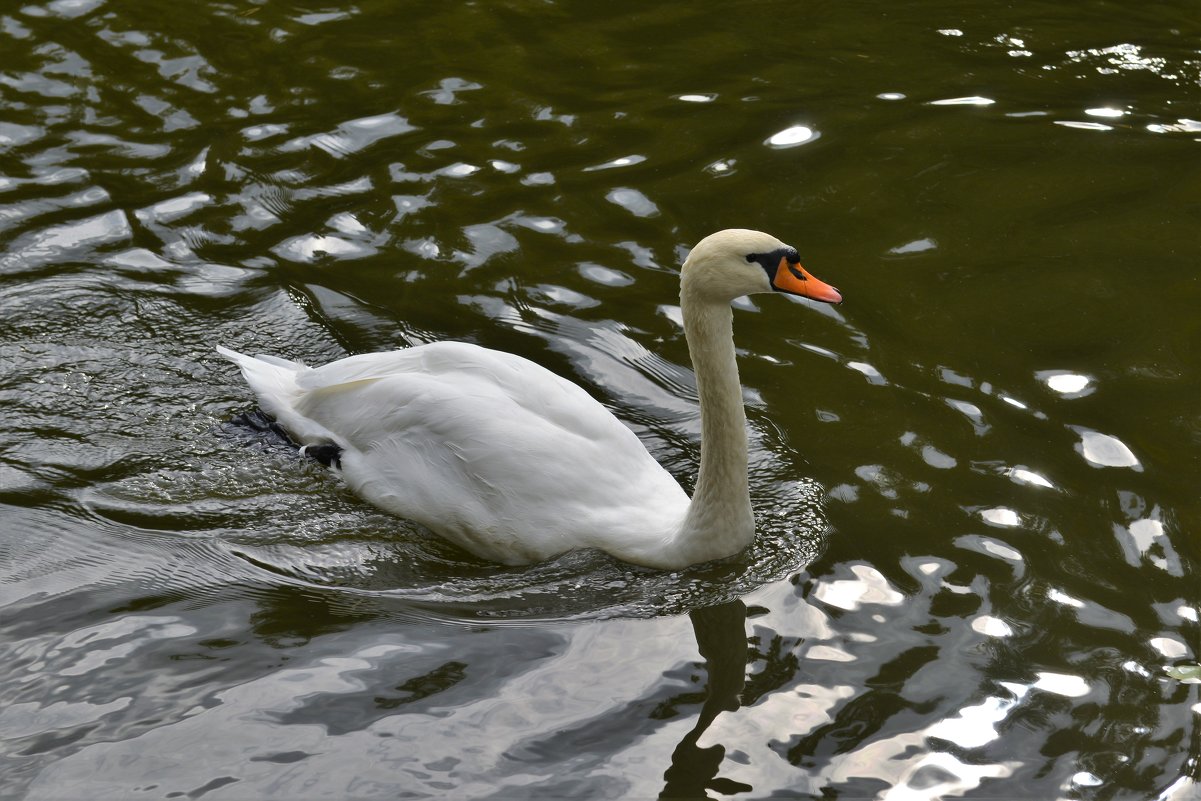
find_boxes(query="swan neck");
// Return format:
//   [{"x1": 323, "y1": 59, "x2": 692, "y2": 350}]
[{"x1": 675, "y1": 285, "x2": 754, "y2": 562}]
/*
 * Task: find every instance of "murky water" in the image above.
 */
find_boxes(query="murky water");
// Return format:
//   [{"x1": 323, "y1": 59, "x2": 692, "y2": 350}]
[{"x1": 1, "y1": 1, "x2": 1197, "y2": 799}]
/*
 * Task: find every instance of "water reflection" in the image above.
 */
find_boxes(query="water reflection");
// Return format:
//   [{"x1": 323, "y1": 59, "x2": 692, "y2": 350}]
[
  {"x1": 1, "y1": 566, "x2": 761, "y2": 799},
  {"x1": 661, "y1": 600, "x2": 751, "y2": 800}
]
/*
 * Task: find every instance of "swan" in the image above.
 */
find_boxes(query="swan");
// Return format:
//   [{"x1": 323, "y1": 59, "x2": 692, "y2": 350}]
[{"x1": 217, "y1": 229, "x2": 841, "y2": 569}]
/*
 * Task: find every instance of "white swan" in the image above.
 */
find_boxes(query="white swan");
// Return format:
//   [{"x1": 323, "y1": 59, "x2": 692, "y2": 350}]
[{"x1": 218, "y1": 229, "x2": 841, "y2": 569}]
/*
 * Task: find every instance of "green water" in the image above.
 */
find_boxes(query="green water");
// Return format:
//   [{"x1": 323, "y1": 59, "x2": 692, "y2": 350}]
[{"x1": 0, "y1": 1, "x2": 1197, "y2": 799}]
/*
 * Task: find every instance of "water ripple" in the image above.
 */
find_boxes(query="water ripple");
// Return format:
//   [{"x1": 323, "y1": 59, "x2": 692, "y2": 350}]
[{"x1": 0, "y1": 2, "x2": 1193, "y2": 798}]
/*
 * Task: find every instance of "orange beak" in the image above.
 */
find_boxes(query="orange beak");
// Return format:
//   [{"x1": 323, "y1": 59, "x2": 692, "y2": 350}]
[{"x1": 772, "y1": 256, "x2": 842, "y2": 303}]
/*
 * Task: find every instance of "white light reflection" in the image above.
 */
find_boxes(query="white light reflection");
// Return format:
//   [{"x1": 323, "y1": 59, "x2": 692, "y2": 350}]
[
  {"x1": 928, "y1": 96, "x2": 995, "y2": 106},
  {"x1": 889, "y1": 238, "x2": 937, "y2": 254},
  {"x1": 1155, "y1": 775, "x2": 1200, "y2": 801},
  {"x1": 605, "y1": 187, "x2": 658, "y2": 218},
  {"x1": 657, "y1": 304, "x2": 683, "y2": 328},
  {"x1": 47, "y1": 0, "x2": 107, "y2": 19},
  {"x1": 134, "y1": 191, "x2": 212, "y2": 224},
  {"x1": 1076, "y1": 429, "x2": 1141, "y2": 469},
  {"x1": 676, "y1": 93, "x2": 716, "y2": 103},
  {"x1": 280, "y1": 112, "x2": 416, "y2": 158},
  {"x1": 1031, "y1": 671, "x2": 1090, "y2": 697},
  {"x1": 979, "y1": 507, "x2": 1020, "y2": 527},
  {"x1": 1150, "y1": 637, "x2": 1189, "y2": 659},
  {"x1": 978, "y1": 537, "x2": 1023, "y2": 562},
  {"x1": 242, "y1": 123, "x2": 288, "y2": 142},
  {"x1": 583, "y1": 154, "x2": 646, "y2": 172},
  {"x1": 328, "y1": 212, "x2": 367, "y2": 235},
  {"x1": 1085, "y1": 107, "x2": 1125, "y2": 118},
  {"x1": 1128, "y1": 518, "x2": 1166, "y2": 554},
  {"x1": 420, "y1": 77, "x2": 482, "y2": 105},
  {"x1": 765, "y1": 125, "x2": 818, "y2": 148},
  {"x1": 1064, "y1": 43, "x2": 1171, "y2": 77},
  {"x1": 0, "y1": 209, "x2": 132, "y2": 273},
  {"x1": 272, "y1": 234, "x2": 374, "y2": 263},
  {"x1": 946, "y1": 399, "x2": 985, "y2": 428},
  {"x1": 812, "y1": 564, "x2": 904, "y2": 611},
  {"x1": 809, "y1": 672, "x2": 1031, "y2": 800},
  {"x1": 1005, "y1": 467, "x2": 1055, "y2": 489},
  {"x1": 971, "y1": 615, "x2": 1013, "y2": 638},
  {"x1": 925, "y1": 682, "x2": 1028, "y2": 748},
  {"x1": 1055, "y1": 121, "x2": 1114, "y2": 131},
  {"x1": 806, "y1": 645, "x2": 856, "y2": 662},
  {"x1": 1123, "y1": 518, "x2": 1181, "y2": 574},
  {"x1": 577, "y1": 263, "x2": 633, "y2": 288},
  {"x1": 1037, "y1": 370, "x2": 1093, "y2": 396},
  {"x1": 438, "y1": 162, "x2": 480, "y2": 177},
  {"x1": 885, "y1": 751, "x2": 1017, "y2": 801},
  {"x1": 921, "y1": 446, "x2": 957, "y2": 469},
  {"x1": 1146, "y1": 119, "x2": 1201, "y2": 134},
  {"x1": 847, "y1": 361, "x2": 886, "y2": 385},
  {"x1": 1049, "y1": 588, "x2": 1085, "y2": 608},
  {"x1": 798, "y1": 342, "x2": 837, "y2": 359},
  {"x1": 1124, "y1": 660, "x2": 1153, "y2": 678},
  {"x1": 993, "y1": 33, "x2": 1031, "y2": 58}
]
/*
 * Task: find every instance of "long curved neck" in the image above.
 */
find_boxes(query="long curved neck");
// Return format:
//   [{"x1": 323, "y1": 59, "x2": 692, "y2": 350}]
[{"x1": 674, "y1": 282, "x2": 755, "y2": 563}]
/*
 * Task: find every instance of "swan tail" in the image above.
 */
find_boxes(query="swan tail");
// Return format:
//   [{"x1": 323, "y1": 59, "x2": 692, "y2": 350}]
[
  {"x1": 217, "y1": 348, "x2": 346, "y2": 468},
  {"x1": 216, "y1": 345, "x2": 307, "y2": 422}
]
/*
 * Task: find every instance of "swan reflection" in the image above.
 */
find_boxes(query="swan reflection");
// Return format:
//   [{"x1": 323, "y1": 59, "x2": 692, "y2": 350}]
[{"x1": 661, "y1": 599, "x2": 753, "y2": 800}]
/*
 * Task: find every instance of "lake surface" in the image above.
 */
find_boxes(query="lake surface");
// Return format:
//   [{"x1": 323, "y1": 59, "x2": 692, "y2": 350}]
[{"x1": 1, "y1": 1, "x2": 1197, "y2": 799}]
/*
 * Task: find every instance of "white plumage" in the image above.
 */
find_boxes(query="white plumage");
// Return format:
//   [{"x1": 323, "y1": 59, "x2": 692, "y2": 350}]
[{"x1": 218, "y1": 229, "x2": 841, "y2": 569}]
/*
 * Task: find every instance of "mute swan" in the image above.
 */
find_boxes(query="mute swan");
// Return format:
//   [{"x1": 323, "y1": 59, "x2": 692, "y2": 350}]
[{"x1": 218, "y1": 229, "x2": 841, "y2": 569}]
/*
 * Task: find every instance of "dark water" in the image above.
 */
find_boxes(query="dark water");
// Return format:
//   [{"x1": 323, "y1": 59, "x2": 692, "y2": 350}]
[{"x1": 1, "y1": 1, "x2": 1197, "y2": 799}]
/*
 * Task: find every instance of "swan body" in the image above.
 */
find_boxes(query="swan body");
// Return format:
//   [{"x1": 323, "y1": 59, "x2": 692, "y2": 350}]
[{"x1": 218, "y1": 229, "x2": 841, "y2": 569}]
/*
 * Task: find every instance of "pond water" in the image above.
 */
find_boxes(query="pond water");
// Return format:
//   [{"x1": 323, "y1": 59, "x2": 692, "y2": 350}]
[{"x1": 0, "y1": 1, "x2": 1197, "y2": 799}]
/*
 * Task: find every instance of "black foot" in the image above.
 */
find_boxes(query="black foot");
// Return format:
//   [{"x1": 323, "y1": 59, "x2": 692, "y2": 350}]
[
  {"x1": 225, "y1": 409, "x2": 298, "y2": 450},
  {"x1": 302, "y1": 443, "x2": 343, "y2": 469}
]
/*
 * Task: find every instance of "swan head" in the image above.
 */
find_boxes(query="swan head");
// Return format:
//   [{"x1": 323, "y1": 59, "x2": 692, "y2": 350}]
[{"x1": 681, "y1": 229, "x2": 842, "y2": 304}]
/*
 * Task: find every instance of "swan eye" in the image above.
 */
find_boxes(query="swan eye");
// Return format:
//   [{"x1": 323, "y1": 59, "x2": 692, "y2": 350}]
[{"x1": 746, "y1": 248, "x2": 799, "y2": 276}]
